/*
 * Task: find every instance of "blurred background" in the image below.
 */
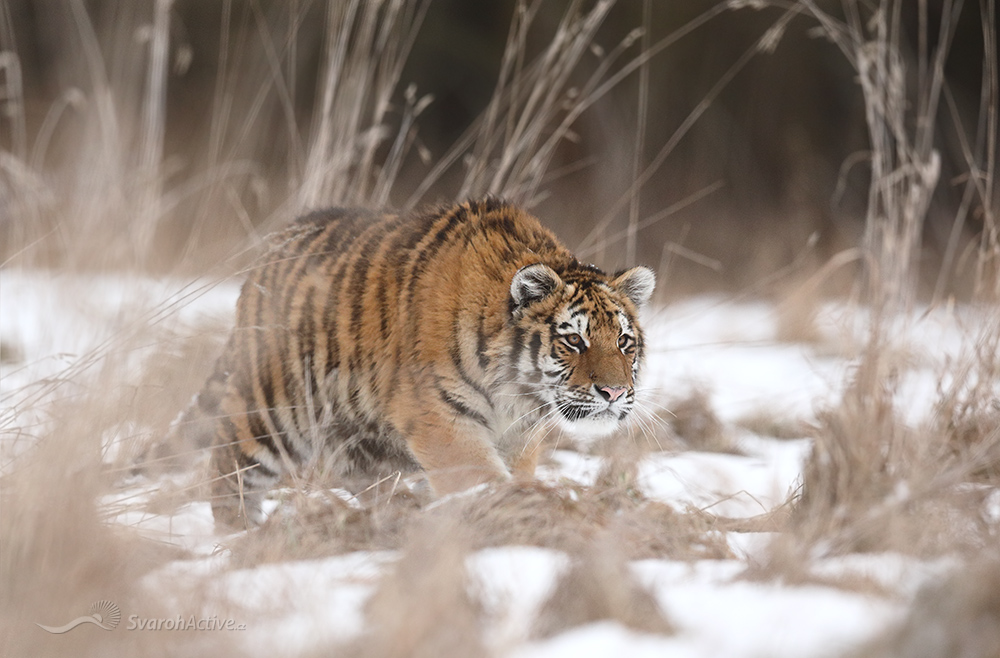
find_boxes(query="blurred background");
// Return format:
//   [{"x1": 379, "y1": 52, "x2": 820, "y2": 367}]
[{"x1": 1, "y1": 0, "x2": 993, "y2": 296}]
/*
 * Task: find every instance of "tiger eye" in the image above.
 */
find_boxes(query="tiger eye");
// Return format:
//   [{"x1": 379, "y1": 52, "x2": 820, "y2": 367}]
[{"x1": 564, "y1": 333, "x2": 583, "y2": 347}]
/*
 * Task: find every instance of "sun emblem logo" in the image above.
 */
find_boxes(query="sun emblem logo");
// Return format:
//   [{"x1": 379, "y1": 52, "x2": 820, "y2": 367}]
[{"x1": 89, "y1": 601, "x2": 121, "y2": 630}]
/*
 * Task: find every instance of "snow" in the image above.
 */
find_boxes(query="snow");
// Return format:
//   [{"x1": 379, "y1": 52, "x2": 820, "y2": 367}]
[
  {"x1": 643, "y1": 298, "x2": 847, "y2": 423},
  {"x1": 1, "y1": 269, "x2": 994, "y2": 656},
  {"x1": 469, "y1": 547, "x2": 571, "y2": 649},
  {"x1": 538, "y1": 450, "x2": 603, "y2": 486},
  {"x1": 512, "y1": 622, "x2": 695, "y2": 658},
  {"x1": 637, "y1": 437, "x2": 808, "y2": 517},
  {"x1": 141, "y1": 550, "x2": 395, "y2": 653},
  {"x1": 642, "y1": 569, "x2": 895, "y2": 658}
]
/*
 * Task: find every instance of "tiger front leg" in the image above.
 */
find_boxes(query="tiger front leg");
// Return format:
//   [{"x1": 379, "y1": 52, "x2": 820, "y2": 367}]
[
  {"x1": 209, "y1": 415, "x2": 280, "y2": 529},
  {"x1": 400, "y1": 413, "x2": 511, "y2": 496},
  {"x1": 503, "y1": 423, "x2": 549, "y2": 480}
]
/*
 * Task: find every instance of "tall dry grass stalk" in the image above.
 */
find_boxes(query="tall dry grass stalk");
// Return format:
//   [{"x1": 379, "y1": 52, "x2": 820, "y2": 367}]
[
  {"x1": 0, "y1": 1, "x2": 435, "y2": 268},
  {"x1": 799, "y1": 0, "x2": 945, "y2": 316},
  {"x1": 0, "y1": 0, "x2": 666, "y2": 269},
  {"x1": 296, "y1": 0, "x2": 432, "y2": 211},
  {"x1": 574, "y1": 0, "x2": 796, "y2": 262},
  {"x1": 760, "y1": 0, "x2": 1000, "y2": 577},
  {"x1": 856, "y1": 554, "x2": 1000, "y2": 658},
  {"x1": 406, "y1": 0, "x2": 632, "y2": 206},
  {"x1": 0, "y1": 320, "x2": 188, "y2": 657}
]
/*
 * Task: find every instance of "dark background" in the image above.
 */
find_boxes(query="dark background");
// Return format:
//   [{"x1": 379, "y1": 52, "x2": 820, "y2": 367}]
[{"x1": 2, "y1": 0, "x2": 994, "y2": 295}]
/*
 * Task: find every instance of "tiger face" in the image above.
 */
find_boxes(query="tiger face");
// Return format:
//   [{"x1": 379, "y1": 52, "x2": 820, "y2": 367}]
[{"x1": 509, "y1": 262, "x2": 655, "y2": 440}]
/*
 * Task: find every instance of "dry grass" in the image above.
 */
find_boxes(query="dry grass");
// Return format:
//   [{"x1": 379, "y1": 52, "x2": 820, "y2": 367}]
[
  {"x1": 220, "y1": 475, "x2": 732, "y2": 571},
  {"x1": 936, "y1": 315, "x2": 1000, "y2": 481},
  {"x1": 856, "y1": 555, "x2": 1000, "y2": 658},
  {"x1": 745, "y1": 0, "x2": 1000, "y2": 596},
  {"x1": 532, "y1": 538, "x2": 673, "y2": 639},
  {"x1": 662, "y1": 387, "x2": 735, "y2": 453},
  {"x1": 2, "y1": 0, "x2": 999, "y2": 656},
  {"x1": 346, "y1": 517, "x2": 487, "y2": 658},
  {"x1": 735, "y1": 408, "x2": 808, "y2": 440},
  {"x1": 230, "y1": 485, "x2": 421, "y2": 567},
  {"x1": 0, "y1": 369, "x2": 179, "y2": 657}
]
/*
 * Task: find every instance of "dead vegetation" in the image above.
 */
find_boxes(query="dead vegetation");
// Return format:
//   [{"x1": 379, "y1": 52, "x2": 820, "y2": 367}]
[
  {"x1": 348, "y1": 518, "x2": 487, "y2": 658},
  {"x1": 663, "y1": 387, "x2": 734, "y2": 453},
  {"x1": 856, "y1": 555, "x2": 1000, "y2": 658},
  {"x1": 745, "y1": 0, "x2": 1000, "y2": 596},
  {"x1": 2, "y1": 0, "x2": 999, "y2": 656},
  {"x1": 532, "y1": 539, "x2": 673, "y2": 639}
]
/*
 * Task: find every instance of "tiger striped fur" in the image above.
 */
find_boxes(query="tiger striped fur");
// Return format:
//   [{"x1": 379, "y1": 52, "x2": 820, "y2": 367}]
[{"x1": 189, "y1": 197, "x2": 655, "y2": 526}]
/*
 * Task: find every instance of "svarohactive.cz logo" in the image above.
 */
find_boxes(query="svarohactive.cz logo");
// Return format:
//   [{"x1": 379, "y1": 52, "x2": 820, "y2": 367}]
[
  {"x1": 36, "y1": 601, "x2": 247, "y2": 633},
  {"x1": 36, "y1": 601, "x2": 121, "y2": 634}
]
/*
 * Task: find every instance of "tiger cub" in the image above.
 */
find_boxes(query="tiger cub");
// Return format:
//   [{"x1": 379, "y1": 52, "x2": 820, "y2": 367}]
[{"x1": 188, "y1": 197, "x2": 655, "y2": 526}]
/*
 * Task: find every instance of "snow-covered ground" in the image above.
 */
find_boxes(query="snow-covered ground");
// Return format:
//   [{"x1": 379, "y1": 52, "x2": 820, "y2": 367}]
[{"x1": 0, "y1": 270, "x2": 989, "y2": 656}]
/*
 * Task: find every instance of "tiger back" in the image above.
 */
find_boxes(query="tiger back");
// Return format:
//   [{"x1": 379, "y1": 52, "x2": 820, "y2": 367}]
[{"x1": 199, "y1": 197, "x2": 655, "y2": 526}]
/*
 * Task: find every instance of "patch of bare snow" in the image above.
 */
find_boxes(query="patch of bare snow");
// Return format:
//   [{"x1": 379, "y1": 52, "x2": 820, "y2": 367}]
[
  {"x1": 636, "y1": 438, "x2": 806, "y2": 518},
  {"x1": 468, "y1": 546, "x2": 571, "y2": 650},
  {"x1": 142, "y1": 550, "x2": 396, "y2": 654},
  {"x1": 634, "y1": 558, "x2": 897, "y2": 658}
]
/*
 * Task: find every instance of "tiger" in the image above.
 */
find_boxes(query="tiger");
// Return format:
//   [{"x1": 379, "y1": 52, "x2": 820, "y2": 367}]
[{"x1": 180, "y1": 197, "x2": 655, "y2": 527}]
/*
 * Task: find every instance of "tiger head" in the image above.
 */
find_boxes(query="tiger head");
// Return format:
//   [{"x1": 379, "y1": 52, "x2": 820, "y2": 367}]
[{"x1": 508, "y1": 262, "x2": 655, "y2": 440}]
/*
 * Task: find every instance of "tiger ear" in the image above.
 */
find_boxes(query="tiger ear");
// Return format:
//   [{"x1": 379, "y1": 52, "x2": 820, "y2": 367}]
[
  {"x1": 611, "y1": 266, "x2": 656, "y2": 307},
  {"x1": 510, "y1": 264, "x2": 562, "y2": 309}
]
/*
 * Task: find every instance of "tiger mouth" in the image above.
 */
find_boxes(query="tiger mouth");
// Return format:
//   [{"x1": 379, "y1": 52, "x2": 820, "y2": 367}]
[{"x1": 558, "y1": 403, "x2": 625, "y2": 423}]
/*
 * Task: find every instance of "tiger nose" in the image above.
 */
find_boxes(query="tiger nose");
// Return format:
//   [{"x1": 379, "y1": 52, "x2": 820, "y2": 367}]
[{"x1": 597, "y1": 386, "x2": 628, "y2": 402}]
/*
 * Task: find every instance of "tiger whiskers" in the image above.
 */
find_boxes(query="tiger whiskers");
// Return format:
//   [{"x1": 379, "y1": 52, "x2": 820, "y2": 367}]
[
  {"x1": 517, "y1": 403, "x2": 566, "y2": 461},
  {"x1": 501, "y1": 398, "x2": 555, "y2": 436},
  {"x1": 626, "y1": 404, "x2": 667, "y2": 452}
]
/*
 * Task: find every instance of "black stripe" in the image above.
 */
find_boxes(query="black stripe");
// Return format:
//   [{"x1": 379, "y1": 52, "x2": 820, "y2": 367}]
[
  {"x1": 257, "y1": 344, "x2": 275, "y2": 409},
  {"x1": 377, "y1": 224, "x2": 405, "y2": 340},
  {"x1": 528, "y1": 330, "x2": 542, "y2": 364},
  {"x1": 509, "y1": 326, "x2": 526, "y2": 367},
  {"x1": 234, "y1": 440, "x2": 278, "y2": 479},
  {"x1": 475, "y1": 310, "x2": 490, "y2": 371},
  {"x1": 280, "y1": 222, "x2": 333, "y2": 316},
  {"x1": 436, "y1": 385, "x2": 490, "y2": 428},
  {"x1": 299, "y1": 287, "x2": 316, "y2": 369},
  {"x1": 344, "y1": 371, "x2": 364, "y2": 419},
  {"x1": 405, "y1": 205, "x2": 469, "y2": 302},
  {"x1": 244, "y1": 408, "x2": 277, "y2": 458},
  {"x1": 322, "y1": 216, "x2": 370, "y2": 374},
  {"x1": 365, "y1": 347, "x2": 382, "y2": 403},
  {"x1": 256, "y1": 368, "x2": 300, "y2": 461},
  {"x1": 448, "y1": 319, "x2": 494, "y2": 411},
  {"x1": 348, "y1": 223, "x2": 394, "y2": 373},
  {"x1": 487, "y1": 214, "x2": 517, "y2": 236},
  {"x1": 393, "y1": 211, "x2": 442, "y2": 338},
  {"x1": 349, "y1": 222, "x2": 393, "y2": 330},
  {"x1": 255, "y1": 431, "x2": 285, "y2": 462}
]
